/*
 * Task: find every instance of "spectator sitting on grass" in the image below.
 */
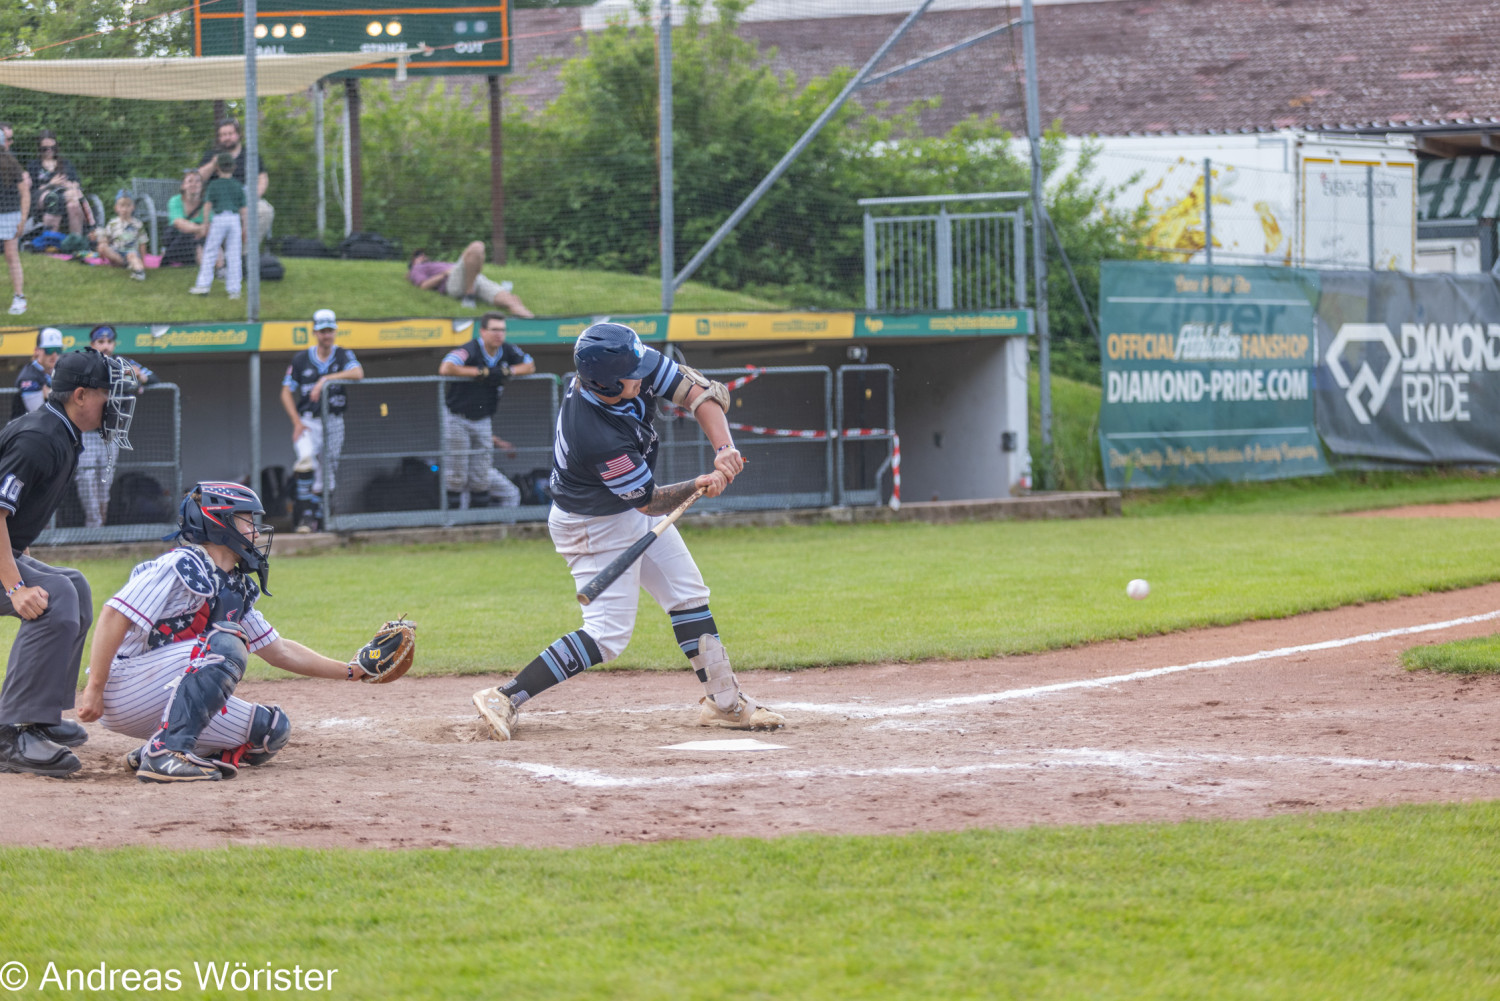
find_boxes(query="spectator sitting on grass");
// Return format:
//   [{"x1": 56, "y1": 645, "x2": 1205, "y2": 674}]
[
  {"x1": 407, "y1": 242, "x2": 533, "y2": 318},
  {"x1": 91, "y1": 193, "x2": 147, "y2": 281},
  {"x1": 25, "y1": 130, "x2": 92, "y2": 237},
  {"x1": 189, "y1": 152, "x2": 244, "y2": 299},
  {"x1": 162, "y1": 169, "x2": 207, "y2": 267}
]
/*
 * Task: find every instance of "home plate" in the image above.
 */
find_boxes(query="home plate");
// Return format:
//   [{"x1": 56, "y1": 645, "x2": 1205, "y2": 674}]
[{"x1": 661, "y1": 739, "x2": 789, "y2": 752}]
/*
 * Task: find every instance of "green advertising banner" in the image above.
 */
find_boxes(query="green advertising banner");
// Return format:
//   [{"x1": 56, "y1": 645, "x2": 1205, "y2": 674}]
[
  {"x1": 505, "y1": 314, "x2": 668, "y2": 345},
  {"x1": 855, "y1": 310, "x2": 1031, "y2": 338},
  {"x1": 55, "y1": 323, "x2": 258, "y2": 356},
  {"x1": 1098, "y1": 262, "x2": 1329, "y2": 489}
]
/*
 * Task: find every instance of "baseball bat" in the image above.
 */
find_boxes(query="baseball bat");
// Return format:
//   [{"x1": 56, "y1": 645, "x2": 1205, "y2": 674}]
[{"x1": 576, "y1": 488, "x2": 706, "y2": 605}]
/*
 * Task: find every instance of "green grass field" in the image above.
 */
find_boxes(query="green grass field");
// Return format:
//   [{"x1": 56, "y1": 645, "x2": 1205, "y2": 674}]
[
  {"x1": 1403, "y1": 633, "x2": 1500, "y2": 674},
  {"x1": 11, "y1": 254, "x2": 783, "y2": 325},
  {"x1": 5, "y1": 470, "x2": 1500, "y2": 998},
  {"x1": 1, "y1": 802, "x2": 1496, "y2": 999}
]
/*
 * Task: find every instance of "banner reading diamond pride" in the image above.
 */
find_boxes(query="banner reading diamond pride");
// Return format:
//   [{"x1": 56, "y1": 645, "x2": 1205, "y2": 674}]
[{"x1": 1098, "y1": 262, "x2": 1328, "y2": 488}]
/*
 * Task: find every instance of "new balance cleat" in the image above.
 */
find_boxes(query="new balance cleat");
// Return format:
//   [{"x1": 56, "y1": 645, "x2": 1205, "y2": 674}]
[
  {"x1": 697, "y1": 695, "x2": 786, "y2": 731},
  {"x1": 473, "y1": 687, "x2": 518, "y2": 741}
]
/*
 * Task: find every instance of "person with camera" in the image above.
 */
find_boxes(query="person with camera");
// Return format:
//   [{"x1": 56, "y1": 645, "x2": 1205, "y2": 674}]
[{"x1": 437, "y1": 313, "x2": 534, "y2": 510}]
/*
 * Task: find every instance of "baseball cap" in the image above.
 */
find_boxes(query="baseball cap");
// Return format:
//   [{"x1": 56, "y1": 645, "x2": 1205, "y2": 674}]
[
  {"x1": 312, "y1": 308, "x2": 337, "y2": 330},
  {"x1": 37, "y1": 327, "x2": 63, "y2": 353},
  {"x1": 51, "y1": 349, "x2": 110, "y2": 396},
  {"x1": 89, "y1": 324, "x2": 117, "y2": 343}
]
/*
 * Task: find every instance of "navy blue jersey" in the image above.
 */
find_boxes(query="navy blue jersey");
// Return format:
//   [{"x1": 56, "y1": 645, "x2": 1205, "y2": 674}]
[
  {"x1": 548, "y1": 348, "x2": 684, "y2": 516},
  {"x1": 11, "y1": 360, "x2": 50, "y2": 418},
  {"x1": 443, "y1": 339, "x2": 533, "y2": 420},
  {"x1": 283, "y1": 345, "x2": 359, "y2": 417}
]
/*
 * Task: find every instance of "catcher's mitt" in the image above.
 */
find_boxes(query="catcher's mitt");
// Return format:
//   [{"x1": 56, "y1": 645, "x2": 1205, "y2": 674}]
[{"x1": 350, "y1": 618, "x2": 416, "y2": 684}]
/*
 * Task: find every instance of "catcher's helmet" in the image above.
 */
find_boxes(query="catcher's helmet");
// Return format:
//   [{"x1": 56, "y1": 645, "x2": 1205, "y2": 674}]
[
  {"x1": 574, "y1": 322, "x2": 655, "y2": 396},
  {"x1": 169, "y1": 481, "x2": 274, "y2": 595}
]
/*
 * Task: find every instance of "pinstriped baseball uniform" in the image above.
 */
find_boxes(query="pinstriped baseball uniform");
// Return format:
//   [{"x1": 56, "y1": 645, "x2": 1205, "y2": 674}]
[{"x1": 97, "y1": 546, "x2": 279, "y2": 752}]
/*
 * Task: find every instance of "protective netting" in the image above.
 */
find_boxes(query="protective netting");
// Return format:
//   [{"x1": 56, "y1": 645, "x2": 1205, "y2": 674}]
[{"x1": 0, "y1": 0, "x2": 1033, "y2": 315}]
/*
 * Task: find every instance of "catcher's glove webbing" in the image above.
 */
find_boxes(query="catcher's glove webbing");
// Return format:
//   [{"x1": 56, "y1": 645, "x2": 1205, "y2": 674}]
[{"x1": 350, "y1": 619, "x2": 416, "y2": 683}]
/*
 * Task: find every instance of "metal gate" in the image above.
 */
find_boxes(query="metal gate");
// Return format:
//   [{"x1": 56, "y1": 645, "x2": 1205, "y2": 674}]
[
  {"x1": 0, "y1": 383, "x2": 185, "y2": 545},
  {"x1": 836, "y1": 364, "x2": 896, "y2": 506},
  {"x1": 861, "y1": 193, "x2": 1028, "y2": 311}
]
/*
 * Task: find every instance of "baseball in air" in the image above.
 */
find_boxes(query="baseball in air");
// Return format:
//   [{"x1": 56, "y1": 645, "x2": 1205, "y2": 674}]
[{"x1": 1126, "y1": 578, "x2": 1150, "y2": 600}]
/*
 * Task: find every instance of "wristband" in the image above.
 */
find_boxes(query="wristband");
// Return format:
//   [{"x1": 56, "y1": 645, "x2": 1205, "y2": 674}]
[
  {"x1": 5, "y1": 580, "x2": 23, "y2": 598},
  {"x1": 346, "y1": 663, "x2": 356, "y2": 681},
  {"x1": 716, "y1": 444, "x2": 734, "y2": 453}
]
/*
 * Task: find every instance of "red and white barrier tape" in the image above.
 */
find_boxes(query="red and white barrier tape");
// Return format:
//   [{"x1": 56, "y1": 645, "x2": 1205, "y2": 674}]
[{"x1": 725, "y1": 423, "x2": 896, "y2": 440}]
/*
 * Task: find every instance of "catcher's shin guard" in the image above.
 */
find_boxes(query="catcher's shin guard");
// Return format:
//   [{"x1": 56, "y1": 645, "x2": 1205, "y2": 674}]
[
  {"x1": 158, "y1": 625, "x2": 248, "y2": 754},
  {"x1": 691, "y1": 634, "x2": 786, "y2": 730},
  {"x1": 242, "y1": 704, "x2": 291, "y2": 765}
]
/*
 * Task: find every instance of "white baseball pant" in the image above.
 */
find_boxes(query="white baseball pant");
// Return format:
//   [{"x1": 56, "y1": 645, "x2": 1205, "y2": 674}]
[
  {"x1": 547, "y1": 505, "x2": 711, "y2": 661},
  {"x1": 76, "y1": 434, "x2": 117, "y2": 529},
  {"x1": 195, "y1": 211, "x2": 242, "y2": 295},
  {"x1": 294, "y1": 414, "x2": 344, "y2": 493},
  {"x1": 97, "y1": 643, "x2": 259, "y2": 753}
]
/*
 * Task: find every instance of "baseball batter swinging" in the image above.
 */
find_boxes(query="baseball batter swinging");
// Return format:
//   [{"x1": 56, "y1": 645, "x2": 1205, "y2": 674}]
[
  {"x1": 76, "y1": 481, "x2": 413, "y2": 783},
  {"x1": 473, "y1": 322, "x2": 785, "y2": 739}
]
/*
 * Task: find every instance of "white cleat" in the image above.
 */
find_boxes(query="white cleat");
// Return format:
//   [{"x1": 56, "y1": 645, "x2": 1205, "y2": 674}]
[
  {"x1": 698, "y1": 695, "x2": 786, "y2": 731},
  {"x1": 473, "y1": 687, "x2": 518, "y2": 741}
]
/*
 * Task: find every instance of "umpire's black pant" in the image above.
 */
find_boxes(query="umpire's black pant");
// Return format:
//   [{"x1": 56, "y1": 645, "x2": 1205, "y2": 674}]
[{"x1": 0, "y1": 553, "x2": 92, "y2": 726}]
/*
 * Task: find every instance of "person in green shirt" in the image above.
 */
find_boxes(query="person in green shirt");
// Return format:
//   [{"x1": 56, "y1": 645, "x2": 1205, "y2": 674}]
[
  {"x1": 190, "y1": 152, "x2": 245, "y2": 299},
  {"x1": 163, "y1": 169, "x2": 207, "y2": 267}
]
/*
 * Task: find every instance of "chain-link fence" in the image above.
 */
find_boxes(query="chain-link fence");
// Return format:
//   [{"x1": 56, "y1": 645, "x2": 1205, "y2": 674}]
[
  {"x1": 324, "y1": 364, "x2": 895, "y2": 527},
  {"x1": 0, "y1": 383, "x2": 182, "y2": 544}
]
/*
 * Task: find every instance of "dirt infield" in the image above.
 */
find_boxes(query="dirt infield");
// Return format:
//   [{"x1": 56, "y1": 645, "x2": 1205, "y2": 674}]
[{"x1": 5, "y1": 583, "x2": 1500, "y2": 850}]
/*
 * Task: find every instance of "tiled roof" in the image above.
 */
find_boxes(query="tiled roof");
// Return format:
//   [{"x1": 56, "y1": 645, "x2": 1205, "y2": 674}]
[{"x1": 502, "y1": 1, "x2": 1500, "y2": 138}]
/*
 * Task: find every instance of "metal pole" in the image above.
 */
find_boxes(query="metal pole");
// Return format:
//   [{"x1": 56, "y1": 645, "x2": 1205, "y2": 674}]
[
  {"x1": 340, "y1": 97, "x2": 352, "y2": 236},
  {"x1": 489, "y1": 75, "x2": 506, "y2": 265},
  {"x1": 936, "y1": 205, "x2": 953, "y2": 310},
  {"x1": 243, "y1": 0, "x2": 260, "y2": 320},
  {"x1": 1020, "y1": 0, "x2": 1051, "y2": 486},
  {"x1": 1367, "y1": 163, "x2": 1376, "y2": 270},
  {"x1": 1203, "y1": 157, "x2": 1213, "y2": 267},
  {"x1": 659, "y1": 0, "x2": 674, "y2": 311},
  {"x1": 863, "y1": 212, "x2": 876, "y2": 310},
  {"x1": 314, "y1": 82, "x2": 326, "y2": 236},
  {"x1": 345, "y1": 78, "x2": 363, "y2": 232},
  {"x1": 249, "y1": 354, "x2": 261, "y2": 494},
  {"x1": 673, "y1": 0, "x2": 933, "y2": 291}
]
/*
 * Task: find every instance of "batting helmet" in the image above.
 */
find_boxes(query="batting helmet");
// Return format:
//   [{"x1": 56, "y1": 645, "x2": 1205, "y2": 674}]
[
  {"x1": 574, "y1": 322, "x2": 655, "y2": 396},
  {"x1": 169, "y1": 481, "x2": 274, "y2": 595}
]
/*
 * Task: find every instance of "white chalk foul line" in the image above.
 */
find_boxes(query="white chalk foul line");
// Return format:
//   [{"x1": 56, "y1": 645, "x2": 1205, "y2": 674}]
[
  {"x1": 492, "y1": 747, "x2": 1500, "y2": 790},
  {"x1": 773, "y1": 609, "x2": 1500, "y2": 718}
]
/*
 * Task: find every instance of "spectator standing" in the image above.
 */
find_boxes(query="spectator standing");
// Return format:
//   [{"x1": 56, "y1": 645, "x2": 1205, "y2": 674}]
[
  {"x1": 407, "y1": 243, "x2": 533, "y2": 317},
  {"x1": 280, "y1": 309, "x2": 363, "y2": 533},
  {"x1": 25, "y1": 130, "x2": 91, "y2": 237},
  {"x1": 0, "y1": 348, "x2": 137, "y2": 776},
  {"x1": 438, "y1": 313, "x2": 534, "y2": 509},
  {"x1": 0, "y1": 124, "x2": 31, "y2": 316},
  {"x1": 75, "y1": 325, "x2": 154, "y2": 530},
  {"x1": 91, "y1": 193, "x2": 147, "y2": 281},
  {"x1": 190, "y1": 153, "x2": 244, "y2": 299},
  {"x1": 162, "y1": 169, "x2": 207, "y2": 267},
  {"x1": 12, "y1": 327, "x2": 62, "y2": 418},
  {"x1": 197, "y1": 118, "x2": 272, "y2": 247}
]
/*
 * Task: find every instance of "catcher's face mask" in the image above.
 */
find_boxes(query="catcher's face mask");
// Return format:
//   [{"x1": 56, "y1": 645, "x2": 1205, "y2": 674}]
[{"x1": 101, "y1": 354, "x2": 139, "y2": 450}]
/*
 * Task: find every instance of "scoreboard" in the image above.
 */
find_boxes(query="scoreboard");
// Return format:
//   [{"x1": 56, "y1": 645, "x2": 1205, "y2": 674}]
[{"x1": 194, "y1": 0, "x2": 511, "y2": 78}]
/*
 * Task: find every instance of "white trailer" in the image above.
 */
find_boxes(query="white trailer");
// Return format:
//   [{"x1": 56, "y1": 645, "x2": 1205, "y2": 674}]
[{"x1": 1054, "y1": 131, "x2": 1417, "y2": 271}]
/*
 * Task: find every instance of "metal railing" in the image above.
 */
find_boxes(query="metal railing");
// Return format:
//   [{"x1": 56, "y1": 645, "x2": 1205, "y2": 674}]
[
  {"x1": 861, "y1": 193, "x2": 1028, "y2": 311},
  {"x1": 0, "y1": 383, "x2": 184, "y2": 545}
]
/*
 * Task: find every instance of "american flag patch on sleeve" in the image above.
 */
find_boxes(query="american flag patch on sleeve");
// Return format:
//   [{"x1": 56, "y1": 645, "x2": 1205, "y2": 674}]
[{"x1": 599, "y1": 454, "x2": 637, "y2": 481}]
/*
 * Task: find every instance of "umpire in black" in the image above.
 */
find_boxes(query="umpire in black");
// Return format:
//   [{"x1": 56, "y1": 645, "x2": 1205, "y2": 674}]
[{"x1": 0, "y1": 348, "x2": 130, "y2": 776}]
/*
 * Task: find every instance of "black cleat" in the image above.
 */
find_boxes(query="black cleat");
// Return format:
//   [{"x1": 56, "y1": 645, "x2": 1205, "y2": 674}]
[
  {"x1": 0, "y1": 724, "x2": 81, "y2": 777},
  {"x1": 35, "y1": 720, "x2": 88, "y2": 747}
]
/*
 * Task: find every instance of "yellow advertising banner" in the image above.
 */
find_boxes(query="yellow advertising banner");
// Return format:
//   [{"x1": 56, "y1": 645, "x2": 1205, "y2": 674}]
[
  {"x1": 668, "y1": 312, "x2": 855, "y2": 342},
  {"x1": 259, "y1": 318, "x2": 477, "y2": 353}
]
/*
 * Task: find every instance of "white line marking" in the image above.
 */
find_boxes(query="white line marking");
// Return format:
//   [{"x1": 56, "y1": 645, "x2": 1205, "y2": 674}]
[
  {"x1": 775, "y1": 609, "x2": 1500, "y2": 718},
  {"x1": 491, "y1": 747, "x2": 1500, "y2": 789},
  {"x1": 661, "y1": 739, "x2": 789, "y2": 751}
]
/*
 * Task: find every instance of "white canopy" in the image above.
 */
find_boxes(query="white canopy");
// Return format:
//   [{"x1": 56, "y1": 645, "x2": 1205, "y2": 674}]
[{"x1": 0, "y1": 51, "x2": 420, "y2": 100}]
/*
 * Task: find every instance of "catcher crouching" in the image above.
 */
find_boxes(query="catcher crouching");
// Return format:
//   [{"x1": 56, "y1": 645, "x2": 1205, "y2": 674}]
[{"x1": 75, "y1": 482, "x2": 414, "y2": 783}]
